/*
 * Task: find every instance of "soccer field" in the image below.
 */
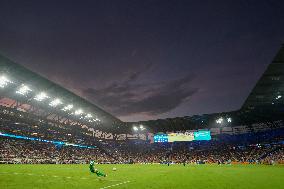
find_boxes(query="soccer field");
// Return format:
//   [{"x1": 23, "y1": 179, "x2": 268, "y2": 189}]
[{"x1": 0, "y1": 164, "x2": 283, "y2": 189}]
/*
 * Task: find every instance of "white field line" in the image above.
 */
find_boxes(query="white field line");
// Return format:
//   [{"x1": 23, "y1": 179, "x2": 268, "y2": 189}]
[
  {"x1": 100, "y1": 181, "x2": 131, "y2": 189},
  {"x1": 103, "y1": 179, "x2": 123, "y2": 182}
]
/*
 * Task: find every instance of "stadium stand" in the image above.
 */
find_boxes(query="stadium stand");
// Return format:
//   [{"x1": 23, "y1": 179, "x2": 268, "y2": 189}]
[{"x1": 0, "y1": 45, "x2": 283, "y2": 165}]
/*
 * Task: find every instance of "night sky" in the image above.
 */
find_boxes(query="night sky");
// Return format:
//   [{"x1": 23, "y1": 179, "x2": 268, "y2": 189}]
[{"x1": 0, "y1": 0, "x2": 284, "y2": 122}]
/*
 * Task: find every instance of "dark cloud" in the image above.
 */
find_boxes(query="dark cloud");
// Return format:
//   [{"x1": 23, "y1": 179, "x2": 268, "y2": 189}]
[
  {"x1": 127, "y1": 62, "x2": 153, "y2": 82},
  {"x1": 0, "y1": 0, "x2": 283, "y2": 122},
  {"x1": 83, "y1": 73, "x2": 198, "y2": 117}
]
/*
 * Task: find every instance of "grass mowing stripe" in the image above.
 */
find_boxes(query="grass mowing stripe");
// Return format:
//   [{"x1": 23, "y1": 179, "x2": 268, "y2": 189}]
[
  {"x1": 0, "y1": 164, "x2": 283, "y2": 189},
  {"x1": 0, "y1": 172, "x2": 91, "y2": 180}
]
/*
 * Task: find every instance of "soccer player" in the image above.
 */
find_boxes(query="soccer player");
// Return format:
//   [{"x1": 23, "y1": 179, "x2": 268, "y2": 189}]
[{"x1": 89, "y1": 161, "x2": 107, "y2": 177}]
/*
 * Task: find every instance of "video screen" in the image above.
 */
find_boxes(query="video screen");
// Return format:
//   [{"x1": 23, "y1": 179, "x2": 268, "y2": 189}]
[
  {"x1": 154, "y1": 130, "x2": 211, "y2": 143},
  {"x1": 168, "y1": 132, "x2": 194, "y2": 142},
  {"x1": 154, "y1": 134, "x2": 169, "y2": 143},
  {"x1": 194, "y1": 130, "x2": 211, "y2": 140}
]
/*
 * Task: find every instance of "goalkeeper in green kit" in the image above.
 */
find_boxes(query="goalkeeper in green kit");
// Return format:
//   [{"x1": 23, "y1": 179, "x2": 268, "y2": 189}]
[{"x1": 89, "y1": 161, "x2": 107, "y2": 177}]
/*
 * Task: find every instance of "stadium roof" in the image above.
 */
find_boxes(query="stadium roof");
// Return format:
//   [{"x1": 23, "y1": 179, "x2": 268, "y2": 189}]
[
  {"x1": 0, "y1": 54, "x2": 122, "y2": 129},
  {"x1": 242, "y1": 44, "x2": 284, "y2": 109}
]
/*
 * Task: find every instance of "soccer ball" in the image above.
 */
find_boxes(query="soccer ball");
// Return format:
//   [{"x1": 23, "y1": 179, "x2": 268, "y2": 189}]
[{"x1": 112, "y1": 167, "x2": 117, "y2": 171}]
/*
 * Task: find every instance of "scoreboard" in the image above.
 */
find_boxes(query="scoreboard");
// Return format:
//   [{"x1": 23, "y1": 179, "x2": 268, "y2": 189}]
[
  {"x1": 168, "y1": 132, "x2": 194, "y2": 142},
  {"x1": 154, "y1": 134, "x2": 168, "y2": 143},
  {"x1": 194, "y1": 130, "x2": 211, "y2": 140},
  {"x1": 154, "y1": 130, "x2": 211, "y2": 143}
]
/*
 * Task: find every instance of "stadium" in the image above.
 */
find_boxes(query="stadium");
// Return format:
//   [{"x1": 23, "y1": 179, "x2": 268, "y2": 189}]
[
  {"x1": 0, "y1": 44, "x2": 284, "y2": 188},
  {"x1": 1, "y1": 1, "x2": 284, "y2": 188}
]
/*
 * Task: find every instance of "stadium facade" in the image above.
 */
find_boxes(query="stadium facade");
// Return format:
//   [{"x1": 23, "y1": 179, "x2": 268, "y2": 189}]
[{"x1": 0, "y1": 55, "x2": 123, "y2": 132}]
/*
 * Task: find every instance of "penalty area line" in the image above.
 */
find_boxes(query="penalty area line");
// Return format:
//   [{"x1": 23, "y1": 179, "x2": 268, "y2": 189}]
[
  {"x1": 100, "y1": 181, "x2": 131, "y2": 189},
  {"x1": 97, "y1": 179, "x2": 122, "y2": 182}
]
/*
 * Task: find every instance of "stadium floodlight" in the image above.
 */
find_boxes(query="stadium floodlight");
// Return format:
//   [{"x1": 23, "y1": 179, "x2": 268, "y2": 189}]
[
  {"x1": 0, "y1": 75, "x2": 12, "y2": 88},
  {"x1": 49, "y1": 98, "x2": 62, "y2": 107},
  {"x1": 34, "y1": 92, "x2": 49, "y2": 101},
  {"x1": 85, "y1": 113, "x2": 92, "y2": 118},
  {"x1": 74, "y1": 109, "x2": 83, "y2": 115},
  {"x1": 133, "y1": 126, "x2": 138, "y2": 131},
  {"x1": 62, "y1": 104, "x2": 73, "y2": 111},
  {"x1": 227, "y1": 117, "x2": 232, "y2": 123},
  {"x1": 16, "y1": 84, "x2": 32, "y2": 95},
  {"x1": 216, "y1": 117, "x2": 223, "y2": 124},
  {"x1": 276, "y1": 95, "x2": 282, "y2": 100},
  {"x1": 140, "y1": 125, "x2": 145, "y2": 130},
  {"x1": 93, "y1": 118, "x2": 100, "y2": 122}
]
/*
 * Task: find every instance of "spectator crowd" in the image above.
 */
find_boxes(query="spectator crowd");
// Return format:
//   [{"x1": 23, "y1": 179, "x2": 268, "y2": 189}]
[
  {"x1": 0, "y1": 108, "x2": 283, "y2": 165},
  {"x1": 1, "y1": 136, "x2": 283, "y2": 165}
]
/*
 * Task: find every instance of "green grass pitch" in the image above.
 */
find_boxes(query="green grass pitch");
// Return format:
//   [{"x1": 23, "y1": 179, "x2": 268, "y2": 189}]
[{"x1": 0, "y1": 164, "x2": 284, "y2": 189}]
